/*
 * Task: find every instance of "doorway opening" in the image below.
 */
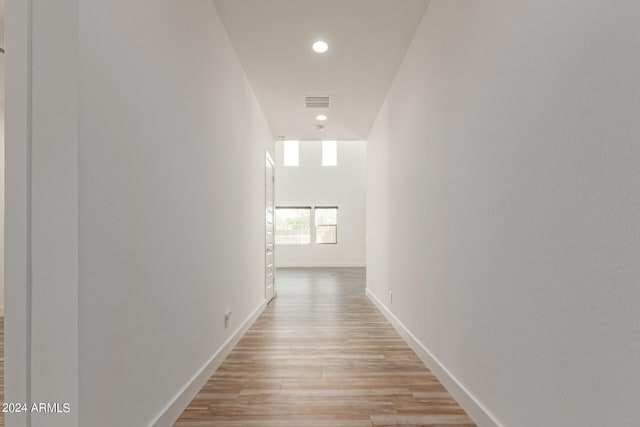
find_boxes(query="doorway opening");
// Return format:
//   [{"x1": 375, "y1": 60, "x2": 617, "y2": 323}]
[{"x1": 272, "y1": 140, "x2": 366, "y2": 269}]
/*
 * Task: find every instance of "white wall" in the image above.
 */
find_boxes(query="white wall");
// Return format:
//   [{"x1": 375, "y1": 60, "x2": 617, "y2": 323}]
[
  {"x1": 275, "y1": 140, "x2": 366, "y2": 267},
  {"x1": 5, "y1": 1, "x2": 33, "y2": 424},
  {"x1": 1, "y1": 0, "x2": 4, "y2": 317},
  {"x1": 78, "y1": 1, "x2": 274, "y2": 425},
  {"x1": 1, "y1": 51, "x2": 4, "y2": 317},
  {"x1": 367, "y1": 2, "x2": 640, "y2": 427},
  {"x1": 6, "y1": 1, "x2": 274, "y2": 426},
  {"x1": 5, "y1": 2, "x2": 81, "y2": 426}
]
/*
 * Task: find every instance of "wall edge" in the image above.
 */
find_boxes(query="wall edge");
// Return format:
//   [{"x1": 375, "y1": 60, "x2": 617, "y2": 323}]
[
  {"x1": 149, "y1": 300, "x2": 267, "y2": 427},
  {"x1": 366, "y1": 288, "x2": 504, "y2": 427}
]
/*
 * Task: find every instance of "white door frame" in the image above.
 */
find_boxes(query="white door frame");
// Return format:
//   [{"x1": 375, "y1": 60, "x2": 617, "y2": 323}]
[
  {"x1": 265, "y1": 151, "x2": 276, "y2": 303},
  {"x1": 5, "y1": 2, "x2": 81, "y2": 426}
]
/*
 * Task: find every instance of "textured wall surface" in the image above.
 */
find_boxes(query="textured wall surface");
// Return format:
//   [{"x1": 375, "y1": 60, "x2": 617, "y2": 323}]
[
  {"x1": 367, "y1": 1, "x2": 640, "y2": 426},
  {"x1": 78, "y1": 1, "x2": 273, "y2": 425}
]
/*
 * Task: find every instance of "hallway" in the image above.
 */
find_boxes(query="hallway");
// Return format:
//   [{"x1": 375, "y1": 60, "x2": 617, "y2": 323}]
[
  {"x1": 5, "y1": 1, "x2": 640, "y2": 425},
  {"x1": 175, "y1": 268, "x2": 474, "y2": 426}
]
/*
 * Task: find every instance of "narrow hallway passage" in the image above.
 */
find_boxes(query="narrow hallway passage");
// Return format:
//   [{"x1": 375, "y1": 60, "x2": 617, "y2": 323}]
[{"x1": 175, "y1": 268, "x2": 474, "y2": 426}]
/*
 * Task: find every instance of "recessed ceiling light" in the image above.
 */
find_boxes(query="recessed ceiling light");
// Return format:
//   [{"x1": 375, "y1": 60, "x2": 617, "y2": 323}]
[
  {"x1": 312, "y1": 40, "x2": 329, "y2": 53},
  {"x1": 316, "y1": 114, "x2": 327, "y2": 121}
]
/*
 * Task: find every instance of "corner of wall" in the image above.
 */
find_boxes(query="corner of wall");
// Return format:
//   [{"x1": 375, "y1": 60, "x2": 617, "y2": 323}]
[
  {"x1": 149, "y1": 300, "x2": 266, "y2": 427},
  {"x1": 366, "y1": 288, "x2": 503, "y2": 427}
]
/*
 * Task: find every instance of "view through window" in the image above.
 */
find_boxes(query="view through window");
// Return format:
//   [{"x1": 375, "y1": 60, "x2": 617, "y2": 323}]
[
  {"x1": 275, "y1": 206, "x2": 338, "y2": 245},
  {"x1": 283, "y1": 140, "x2": 299, "y2": 166},
  {"x1": 322, "y1": 140, "x2": 337, "y2": 166},
  {"x1": 275, "y1": 207, "x2": 310, "y2": 245},
  {"x1": 315, "y1": 207, "x2": 338, "y2": 244}
]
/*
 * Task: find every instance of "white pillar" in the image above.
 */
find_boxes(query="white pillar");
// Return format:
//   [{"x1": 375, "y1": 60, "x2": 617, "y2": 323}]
[{"x1": 5, "y1": 0, "x2": 79, "y2": 426}]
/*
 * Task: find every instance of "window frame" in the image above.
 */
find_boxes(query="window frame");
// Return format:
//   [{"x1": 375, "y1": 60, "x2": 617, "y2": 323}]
[
  {"x1": 275, "y1": 206, "x2": 311, "y2": 245},
  {"x1": 314, "y1": 206, "x2": 338, "y2": 244},
  {"x1": 275, "y1": 205, "x2": 339, "y2": 246}
]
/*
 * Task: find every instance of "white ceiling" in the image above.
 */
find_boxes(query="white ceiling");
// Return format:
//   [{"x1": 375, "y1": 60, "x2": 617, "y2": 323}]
[{"x1": 213, "y1": 0, "x2": 430, "y2": 141}]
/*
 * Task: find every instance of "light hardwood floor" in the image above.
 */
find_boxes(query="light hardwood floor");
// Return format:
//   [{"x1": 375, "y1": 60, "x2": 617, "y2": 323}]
[{"x1": 175, "y1": 267, "x2": 475, "y2": 427}]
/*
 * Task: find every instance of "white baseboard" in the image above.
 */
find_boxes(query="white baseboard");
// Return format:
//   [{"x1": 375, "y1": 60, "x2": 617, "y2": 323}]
[
  {"x1": 366, "y1": 288, "x2": 503, "y2": 427},
  {"x1": 149, "y1": 300, "x2": 267, "y2": 427},
  {"x1": 275, "y1": 263, "x2": 366, "y2": 268}
]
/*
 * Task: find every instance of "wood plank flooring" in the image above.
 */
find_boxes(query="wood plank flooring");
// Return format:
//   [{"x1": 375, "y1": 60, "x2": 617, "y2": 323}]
[{"x1": 175, "y1": 267, "x2": 475, "y2": 427}]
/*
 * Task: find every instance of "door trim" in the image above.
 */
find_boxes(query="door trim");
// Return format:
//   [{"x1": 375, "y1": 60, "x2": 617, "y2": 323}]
[{"x1": 265, "y1": 151, "x2": 276, "y2": 303}]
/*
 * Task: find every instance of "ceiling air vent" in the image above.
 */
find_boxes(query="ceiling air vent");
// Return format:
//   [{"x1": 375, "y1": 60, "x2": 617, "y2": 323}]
[{"x1": 304, "y1": 95, "x2": 331, "y2": 109}]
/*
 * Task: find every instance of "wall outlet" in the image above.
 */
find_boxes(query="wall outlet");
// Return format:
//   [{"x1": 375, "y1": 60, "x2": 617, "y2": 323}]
[
  {"x1": 389, "y1": 291, "x2": 393, "y2": 303},
  {"x1": 224, "y1": 310, "x2": 232, "y2": 328}
]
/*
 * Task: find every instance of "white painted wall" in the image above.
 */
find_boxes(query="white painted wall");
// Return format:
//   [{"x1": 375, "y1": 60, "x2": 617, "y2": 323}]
[
  {"x1": 1, "y1": 0, "x2": 4, "y2": 317},
  {"x1": 78, "y1": 1, "x2": 274, "y2": 425},
  {"x1": 367, "y1": 2, "x2": 640, "y2": 427},
  {"x1": 5, "y1": 2, "x2": 81, "y2": 426},
  {"x1": 5, "y1": 1, "x2": 32, "y2": 424},
  {"x1": 6, "y1": 1, "x2": 274, "y2": 426},
  {"x1": 1, "y1": 52, "x2": 4, "y2": 318},
  {"x1": 275, "y1": 140, "x2": 366, "y2": 267}
]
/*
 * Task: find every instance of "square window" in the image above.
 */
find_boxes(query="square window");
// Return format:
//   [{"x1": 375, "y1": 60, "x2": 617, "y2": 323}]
[{"x1": 275, "y1": 207, "x2": 310, "y2": 245}]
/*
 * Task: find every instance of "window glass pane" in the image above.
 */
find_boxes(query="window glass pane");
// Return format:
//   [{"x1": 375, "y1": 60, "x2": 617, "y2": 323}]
[
  {"x1": 276, "y1": 207, "x2": 310, "y2": 245},
  {"x1": 322, "y1": 140, "x2": 337, "y2": 166},
  {"x1": 315, "y1": 207, "x2": 337, "y2": 244},
  {"x1": 283, "y1": 140, "x2": 299, "y2": 166},
  {"x1": 315, "y1": 207, "x2": 337, "y2": 225}
]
